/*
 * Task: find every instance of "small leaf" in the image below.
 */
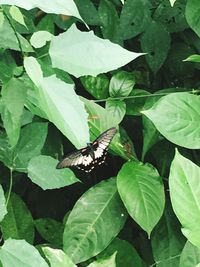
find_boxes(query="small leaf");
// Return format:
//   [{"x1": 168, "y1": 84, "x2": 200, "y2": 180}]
[
  {"x1": 28, "y1": 155, "x2": 79, "y2": 190},
  {"x1": 105, "y1": 100, "x2": 126, "y2": 124},
  {"x1": 140, "y1": 21, "x2": 170, "y2": 73},
  {"x1": 30, "y1": 31, "x2": 52, "y2": 48},
  {"x1": 141, "y1": 93, "x2": 200, "y2": 149},
  {"x1": 179, "y1": 241, "x2": 200, "y2": 267},
  {"x1": 117, "y1": 161, "x2": 165, "y2": 235},
  {"x1": 34, "y1": 218, "x2": 64, "y2": 245},
  {"x1": 183, "y1": 54, "x2": 200, "y2": 62},
  {"x1": 9, "y1": 5, "x2": 27, "y2": 28},
  {"x1": 169, "y1": 0, "x2": 176, "y2": 6},
  {"x1": 169, "y1": 150, "x2": 200, "y2": 248},
  {"x1": 12, "y1": 122, "x2": 48, "y2": 172},
  {"x1": 42, "y1": 247, "x2": 76, "y2": 267},
  {"x1": 0, "y1": 185, "x2": 7, "y2": 222},
  {"x1": 1, "y1": 193, "x2": 34, "y2": 243},
  {"x1": 0, "y1": 239, "x2": 48, "y2": 267},
  {"x1": 109, "y1": 71, "x2": 135, "y2": 98},
  {"x1": 1, "y1": 78, "x2": 27, "y2": 147},
  {"x1": 88, "y1": 252, "x2": 117, "y2": 267},
  {"x1": 63, "y1": 178, "x2": 127, "y2": 263},
  {"x1": 49, "y1": 24, "x2": 144, "y2": 78}
]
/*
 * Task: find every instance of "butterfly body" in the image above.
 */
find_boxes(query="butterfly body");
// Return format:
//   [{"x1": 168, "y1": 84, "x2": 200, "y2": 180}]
[{"x1": 56, "y1": 127, "x2": 117, "y2": 172}]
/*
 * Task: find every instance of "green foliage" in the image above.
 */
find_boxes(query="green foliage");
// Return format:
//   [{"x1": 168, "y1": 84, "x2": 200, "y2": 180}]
[{"x1": 0, "y1": 0, "x2": 199, "y2": 266}]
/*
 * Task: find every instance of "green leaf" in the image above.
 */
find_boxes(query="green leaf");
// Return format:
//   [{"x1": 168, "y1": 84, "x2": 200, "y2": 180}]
[
  {"x1": 24, "y1": 57, "x2": 90, "y2": 149},
  {"x1": 30, "y1": 31, "x2": 52, "y2": 48},
  {"x1": 179, "y1": 241, "x2": 200, "y2": 267},
  {"x1": 0, "y1": 51, "x2": 17, "y2": 83},
  {"x1": 42, "y1": 247, "x2": 76, "y2": 267},
  {"x1": 140, "y1": 21, "x2": 170, "y2": 73},
  {"x1": 1, "y1": 78, "x2": 27, "y2": 147},
  {"x1": 169, "y1": 0, "x2": 176, "y2": 6},
  {"x1": 186, "y1": 0, "x2": 200, "y2": 37},
  {"x1": 0, "y1": 185, "x2": 7, "y2": 222},
  {"x1": 0, "y1": 11, "x2": 4, "y2": 27},
  {"x1": 169, "y1": 150, "x2": 200, "y2": 248},
  {"x1": 141, "y1": 93, "x2": 200, "y2": 149},
  {"x1": 151, "y1": 200, "x2": 185, "y2": 266},
  {"x1": 9, "y1": 5, "x2": 27, "y2": 28},
  {"x1": 88, "y1": 252, "x2": 117, "y2": 267},
  {"x1": 1, "y1": 193, "x2": 34, "y2": 243},
  {"x1": 63, "y1": 178, "x2": 127, "y2": 263},
  {"x1": 28, "y1": 155, "x2": 79, "y2": 190},
  {"x1": 0, "y1": 0, "x2": 84, "y2": 22},
  {"x1": 105, "y1": 100, "x2": 126, "y2": 124},
  {"x1": 0, "y1": 18, "x2": 33, "y2": 52},
  {"x1": 12, "y1": 122, "x2": 48, "y2": 172},
  {"x1": 119, "y1": 0, "x2": 151, "y2": 40},
  {"x1": 80, "y1": 74, "x2": 109, "y2": 99},
  {"x1": 109, "y1": 71, "x2": 135, "y2": 98},
  {"x1": 74, "y1": 0, "x2": 100, "y2": 25},
  {"x1": 0, "y1": 132, "x2": 13, "y2": 168},
  {"x1": 49, "y1": 24, "x2": 144, "y2": 78},
  {"x1": 184, "y1": 54, "x2": 200, "y2": 62},
  {"x1": 34, "y1": 218, "x2": 64, "y2": 245},
  {"x1": 98, "y1": 0, "x2": 121, "y2": 43},
  {"x1": 117, "y1": 161, "x2": 165, "y2": 235},
  {"x1": 0, "y1": 239, "x2": 48, "y2": 267},
  {"x1": 97, "y1": 238, "x2": 144, "y2": 267}
]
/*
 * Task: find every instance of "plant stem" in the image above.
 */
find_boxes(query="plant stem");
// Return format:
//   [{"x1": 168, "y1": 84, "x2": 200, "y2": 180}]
[{"x1": 6, "y1": 168, "x2": 13, "y2": 206}]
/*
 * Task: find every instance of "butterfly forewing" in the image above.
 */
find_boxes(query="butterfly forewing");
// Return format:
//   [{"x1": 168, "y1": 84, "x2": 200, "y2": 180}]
[{"x1": 56, "y1": 127, "x2": 117, "y2": 172}]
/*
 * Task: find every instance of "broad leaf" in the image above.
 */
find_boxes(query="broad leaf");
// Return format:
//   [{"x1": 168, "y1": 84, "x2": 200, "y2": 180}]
[
  {"x1": 140, "y1": 21, "x2": 170, "y2": 73},
  {"x1": 105, "y1": 100, "x2": 126, "y2": 124},
  {"x1": 0, "y1": 239, "x2": 48, "y2": 267},
  {"x1": 0, "y1": 185, "x2": 7, "y2": 222},
  {"x1": 63, "y1": 178, "x2": 127, "y2": 263},
  {"x1": 1, "y1": 193, "x2": 34, "y2": 243},
  {"x1": 12, "y1": 122, "x2": 48, "y2": 172},
  {"x1": 49, "y1": 24, "x2": 144, "y2": 78},
  {"x1": 34, "y1": 218, "x2": 64, "y2": 245},
  {"x1": 117, "y1": 161, "x2": 165, "y2": 235},
  {"x1": 169, "y1": 150, "x2": 200, "y2": 248},
  {"x1": 74, "y1": 0, "x2": 100, "y2": 25},
  {"x1": 0, "y1": 0, "x2": 84, "y2": 22},
  {"x1": 24, "y1": 57, "x2": 90, "y2": 148},
  {"x1": 88, "y1": 252, "x2": 117, "y2": 267},
  {"x1": 9, "y1": 5, "x2": 27, "y2": 28},
  {"x1": 179, "y1": 241, "x2": 200, "y2": 267},
  {"x1": 97, "y1": 238, "x2": 144, "y2": 267},
  {"x1": 1, "y1": 78, "x2": 27, "y2": 147},
  {"x1": 28, "y1": 155, "x2": 79, "y2": 190},
  {"x1": 30, "y1": 31, "x2": 52, "y2": 48},
  {"x1": 141, "y1": 93, "x2": 200, "y2": 149},
  {"x1": 186, "y1": 0, "x2": 200, "y2": 37},
  {"x1": 42, "y1": 247, "x2": 76, "y2": 267}
]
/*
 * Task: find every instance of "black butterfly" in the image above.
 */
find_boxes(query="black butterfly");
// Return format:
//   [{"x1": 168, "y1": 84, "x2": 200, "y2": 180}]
[{"x1": 56, "y1": 127, "x2": 117, "y2": 172}]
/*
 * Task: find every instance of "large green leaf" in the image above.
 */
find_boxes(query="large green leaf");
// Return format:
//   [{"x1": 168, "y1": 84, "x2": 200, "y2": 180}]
[
  {"x1": 74, "y1": 0, "x2": 100, "y2": 25},
  {"x1": 63, "y1": 178, "x2": 127, "y2": 263},
  {"x1": 1, "y1": 78, "x2": 27, "y2": 147},
  {"x1": 105, "y1": 100, "x2": 126, "y2": 124},
  {"x1": 0, "y1": 193, "x2": 34, "y2": 243},
  {"x1": 42, "y1": 247, "x2": 76, "y2": 267},
  {"x1": 186, "y1": 0, "x2": 200, "y2": 37},
  {"x1": 49, "y1": 24, "x2": 144, "y2": 78},
  {"x1": 24, "y1": 57, "x2": 90, "y2": 149},
  {"x1": 0, "y1": 185, "x2": 7, "y2": 222},
  {"x1": 169, "y1": 150, "x2": 200, "y2": 248},
  {"x1": 97, "y1": 238, "x2": 144, "y2": 267},
  {"x1": 0, "y1": 0, "x2": 84, "y2": 22},
  {"x1": 34, "y1": 218, "x2": 64, "y2": 245},
  {"x1": 117, "y1": 161, "x2": 165, "y2": 235},
  {"x1": 119, "y1": 0, "x2": 151, "y2": 40},
  {"x1": 151, "y1": 200, "x2": 185, "y2": 266},
  {"x1": 140, "y1": 21, "x2": 170, "y2": 73},
  {"x1": 12, "y1": 122, "x2": 48, "y2": 172},
  {"x1": 179, "y1": 241, "x2": 200, "y2": 267},
  {"x1": 28, "y1": 155, "x2": 79, "y2": 190},
  {"x1": 0, "y1": 239, "x2": 48, "y2": 267},
  {"x1": 141, "y1": 93, "x2": 200, "y2": 149}
]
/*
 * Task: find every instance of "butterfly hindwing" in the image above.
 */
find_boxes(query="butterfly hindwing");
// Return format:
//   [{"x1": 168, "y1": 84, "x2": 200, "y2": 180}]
[{"x1": 56, "y1": 127, "x2": 117, "y2": 172}]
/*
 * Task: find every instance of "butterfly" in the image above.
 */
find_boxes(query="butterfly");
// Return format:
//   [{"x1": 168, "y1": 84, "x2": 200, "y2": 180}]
[{"x1": 56, "y1": 127, "x2": 117, "y2": 172}]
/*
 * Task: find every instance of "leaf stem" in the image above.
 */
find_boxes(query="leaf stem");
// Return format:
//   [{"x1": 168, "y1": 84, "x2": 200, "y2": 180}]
[
  {"x1": 149, "y1": 254, "x2": 181, "y2": 267},
  {"x1": 6, "y1": 167, "x2": 13, "y2": 206},
  {"x1": 93, "y1": 89, "x2": 200, "y2": 103}
]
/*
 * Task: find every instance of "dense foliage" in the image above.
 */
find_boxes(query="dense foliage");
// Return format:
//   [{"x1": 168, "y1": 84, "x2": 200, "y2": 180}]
[{"x1": 0, "y1": 0, "x2": 200, "y2": 266}]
